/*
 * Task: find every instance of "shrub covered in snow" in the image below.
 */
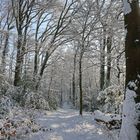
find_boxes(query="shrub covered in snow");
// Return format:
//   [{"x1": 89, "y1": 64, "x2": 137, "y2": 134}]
[
  {"x1": 75, "y1": 91, "x2": 93, "y2": 111},
  {"x1": 24, "y1": 91, "x2": 50, "y2": 110},
  {"x1": 2, "y1": 84, "x2": 58, "y2": 111},
  {"x1": 5, "y1": 86, "x2": 26, "y2": 105},
  {"x1": 0, "y1": 96, "x2": 13, "y2": 119},
  {"x1": 97, "y1": 85, "x2": 124, "y2": 114},
  {"x1": 0, "y1": 74, "x2": 10, "y2": 95},
  {"x1": 0, "y1": 74, "x2": 58, "y2": 112},
  {"x1": 82, "y1": 93, "x2": 92, "y2": 111},
  {"x1": 47, "y1": 96, "x2": 58, "y2": 110},
  {"x1": 0, "y1": 107, "x2": 50, "y2": 140}
]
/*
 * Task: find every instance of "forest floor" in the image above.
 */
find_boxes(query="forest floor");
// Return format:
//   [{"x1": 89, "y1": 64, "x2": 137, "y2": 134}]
[
  {"x1": 0, "y1": 103, "x2": 119, "y2": 140},
  {"x1": 26, "y1": 104, "x2": 119, "y2": 140}
]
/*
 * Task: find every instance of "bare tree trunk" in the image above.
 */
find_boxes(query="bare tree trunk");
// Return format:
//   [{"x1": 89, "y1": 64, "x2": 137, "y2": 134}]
[
  {"x1": 14, "y1": 29, "x2": 23, "y2": 86},
  {"x1": 120, "y1": 1, "x2": 140, "y2": 139},
  {"x1": 35, "y1": 51, "x2": 49, "y2": 89},
  {"x1": 12, "y1": 0, "x2": 36, "y2": 86},
  {"x1": 2, "y1": 33, "x2": 9, "y2": 74},
  {"x1": 34, "y1": 43, "x2": 39, "y2": 78},
  {"x1": 48, "y1": 69, "x2": 53, "y2": 99},
  {"x1": 106, "y1": 36, "x2": 112, "y2": 87},
  {"x1": 72, "y1": 72, "x2": 76, "y2": 106},
  {"x1": 79, "y1": 52, "x2": 83, "y2": 115},
  {"x1": 33, "y1": 20, "x2": 40, "y2": 80},
  {"x1": 72, "y1": 48, "x2": 78, "y2": 106},
  {"x1": 69, "y1": 80, "x2": 72, "y2": 101},
  {"x1": 100, "y1": 36, "x2": 106, "y2": 90},
  {"x1": 13, "y1": 0, "x2": 24, "y2": 86},
  {"x1": 60, "y1": 78, "x2": 63, "y2": 106},
  {"x1": 116, "y1": 56, "x2": 121, "y2": 85}
]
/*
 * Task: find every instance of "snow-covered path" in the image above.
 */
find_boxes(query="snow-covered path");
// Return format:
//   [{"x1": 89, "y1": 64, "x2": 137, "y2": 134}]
[{"x1": 28, "y1": 108, "x2": 117, "y2": 140}]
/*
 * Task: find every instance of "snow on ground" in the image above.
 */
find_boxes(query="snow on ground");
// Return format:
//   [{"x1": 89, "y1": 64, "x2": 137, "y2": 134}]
[
  {"x1": 0, "y1": 103, "x2": 119, "y2": 140},
  {"x1": 94, "y1": 110, "x2": 121, "y2": 122},
  {"x1": 25, "y1": 105, "x2": 119, "y2": 140}
]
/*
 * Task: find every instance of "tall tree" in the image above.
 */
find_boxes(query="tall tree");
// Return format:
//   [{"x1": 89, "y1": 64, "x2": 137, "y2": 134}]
[
  {"x1": 100, "y1": 27, "x2": 106, "y2": 90},
  {"x1": 11, "y1": 0, "x2": 37, "y2": 86},
  {"x1": 72, "y1": 45, "x2": 78, "y2": 106},
  {"x1": 119, "y1": 0, "x2": 140, "y2": 139},
  {"x1": 1, "y1": 4, "x2": 13, "y2": 74},
  {"x1": 106, "y1": 34, "x2": 112, "y2": 87}
]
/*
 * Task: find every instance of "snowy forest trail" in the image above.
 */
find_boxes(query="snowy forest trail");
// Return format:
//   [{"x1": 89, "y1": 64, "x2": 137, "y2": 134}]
[{"x1": 29, "y1": 106, "x2": 117, "y2": 140}]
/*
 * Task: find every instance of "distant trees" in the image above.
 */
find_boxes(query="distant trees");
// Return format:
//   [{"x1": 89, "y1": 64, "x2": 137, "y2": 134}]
[
  {"x1": 0, "y1": 0, "x2": 126, "y2": 113},
  {"x1": 70, "y1": 0, "x2": 100, "y2": 115},
  {"x1": 34, "y1": 0, "x2": 78, "y2": 89}
]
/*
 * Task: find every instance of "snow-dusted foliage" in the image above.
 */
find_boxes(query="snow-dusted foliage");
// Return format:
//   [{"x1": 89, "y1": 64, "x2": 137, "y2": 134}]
[
  {"x1": 0, "y1": 107, "x2": 49, "y2": 140},
  {"x1": 123, "y1": 0, "x2": 132, "y2": 15},
  {"x1": 5, "y1": 86, "x2": 26, "y2": 105},
  {"x1": 83, "y1": 93, "x2": 92, "y2": 111},
  {"x1": 0, "y1": 75, "x2": 26, "y2": 106},
  {"x1": 119, "y1": 82, "x2": 140, "y2": 140},
  {"x1": 5, "y1": 86, "x2": 58, "y2": 110},
  {"x1": 75, "y1": 90, "x2": 94, "y2": 111},
  {"x1": 94, "y1": 110, "x2": 121, "y2": 123},
  {"x1": 0, "y1": 96, "x2": 13, "y2": 119},
  {"x1": 47, "y1": 96, "x2": 58, "y2": 110},
  {"x1": 0, "y1": 74, "x2": 10, "y2": 95},
  {"x1": 24, "y1": 91, "x2": 50, "y2": 110},
  {"x1": 94, "y1": 110, "x2": 121, "y2": 130},
  {"x1": 97, "y1": 85, "x2": 124, "y2": 114}
]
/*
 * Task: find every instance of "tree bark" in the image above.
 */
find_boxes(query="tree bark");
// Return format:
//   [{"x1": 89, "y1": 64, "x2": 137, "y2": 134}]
[
  {"x1": 72, "y1": 48, "x2": 77, "y2": 106},
  {"x1": 79, "y1": 52, "x2": 83, "y2": 115},
  {"x1": 2, "y1": 33, "x2": 9, "y2": 74},
  {"x1": 33, "y1": 18, "x2": 40, "y2": 80},
  {"x1": 35, "y1": 51, "x2": 49, "y2": 89},
  {"x1": 116, "y1": 54, "x2": 122, "y2": 85},
  {"x1": 34, "y1": 43, "x2": 39, "y2": 78},
  {"x1": 120, "y1": 0, "x2": 140, "y2": 139},
  {"x1": 100, "y1": 35, "x2": 106, "y2": 90},
  {"x1": 13, "y1": 0, "x2": 36, "y2": 86},
  {"x1": 48, "y1": 69, "x2": 53, "y2": 99},
  {"x1": 106, "y1": 36, "x2": 112, "y2": 87},
  {"x1": 14, "y1": 28, "x2": 23, "y2": 86}
]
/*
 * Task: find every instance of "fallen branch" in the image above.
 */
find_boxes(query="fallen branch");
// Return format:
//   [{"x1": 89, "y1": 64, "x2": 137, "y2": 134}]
[{"x1": 93, "y1": 110, "x2": 122, "y2": 130}]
